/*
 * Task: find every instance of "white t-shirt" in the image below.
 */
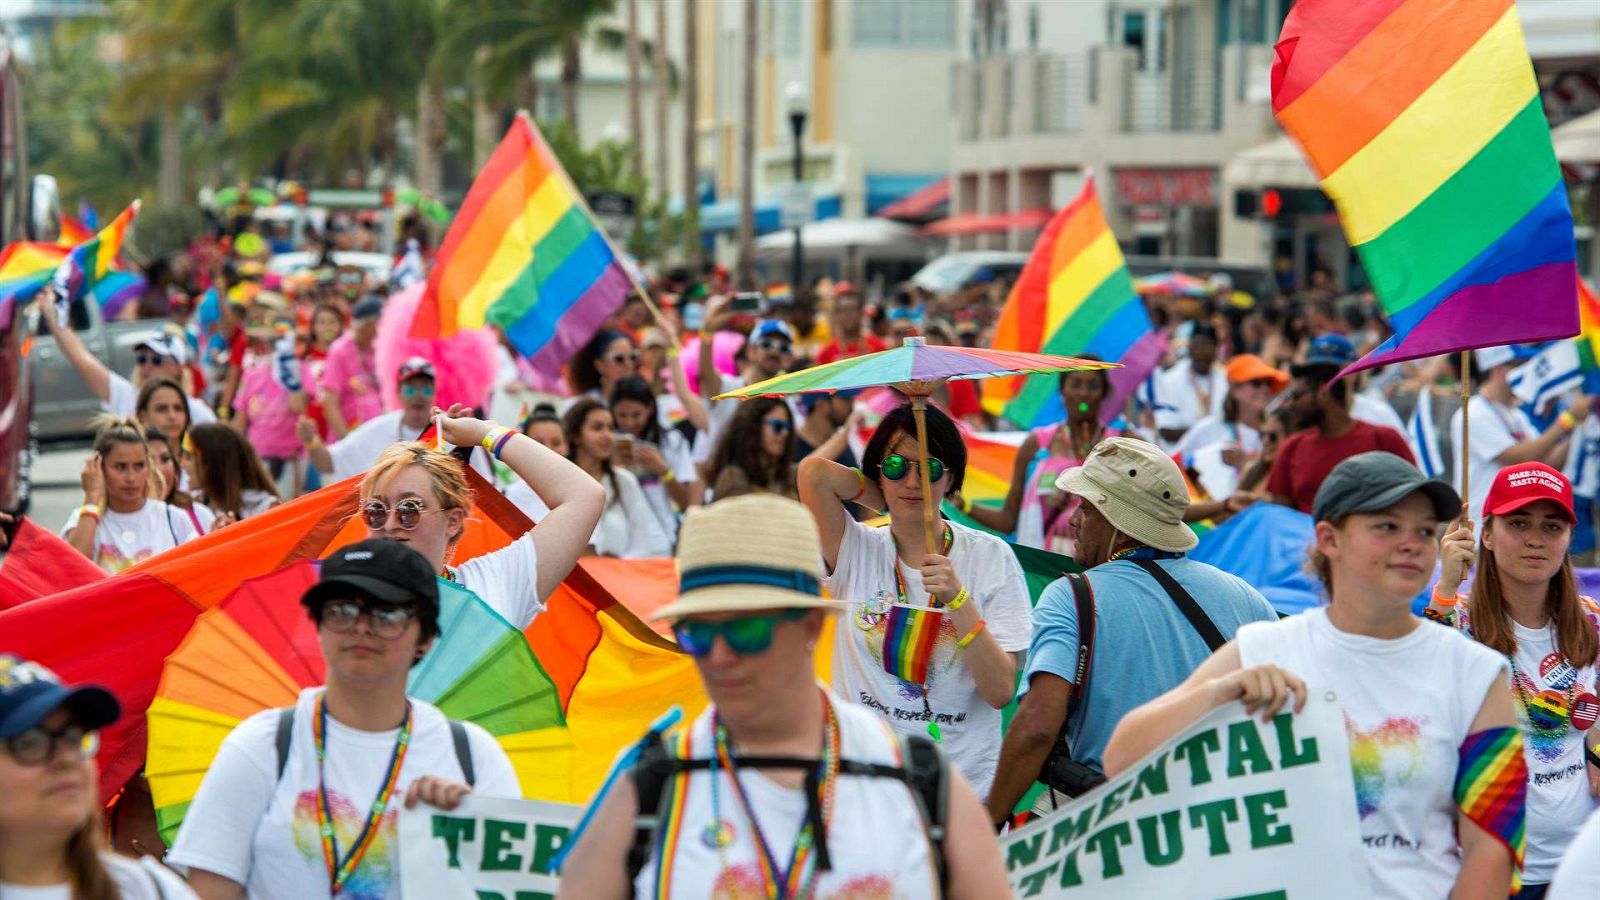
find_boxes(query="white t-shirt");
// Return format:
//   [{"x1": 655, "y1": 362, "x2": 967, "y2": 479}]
[
  {"x1": 1451, "y1": 394, "x2": 1538, "y2": 520},
  {"x1": 823, "y1": 519, "x2": 1032, "y2": 796},
  {"x1": 240, "y1": 488, "x2": 278, "y2": 519},
  {"x1": 1237, "y1": 608, "x2": 1507, "y2": 899},
  {"x1": 105, "y1": 371, "x2": 217, "y2": 427},
  {"x1": 62, "y1": 499, "x2": 200, "y2": 573},
  {"x1": 592, "y1": 468, "x2": 672, "y2": 559},
  {"x1": 1550, "y1": 807, "x2": 1600, "y2": 899},
  {"x1": 502, "y1": 480, "x2": 552, "y2": 523},
  {"x1": 0, "y1": 854, "x2": 196, "y2": 900},
  {"x1": 634, "y1": 688, "x2": 939, "y2": 898},
  {"x1": 633, "y1": 429, "x2": 695, "y2": 544},
  {"x1": 327, "y1": 411, "x2": 418, "y2": 481},
  {"x1": 455, "y1": 531, "x2": 544, "y2": 629},
  {"x1": 1353, "y1": 389, "x2": 1408, "y2": 436},
  {"x1": 1152, "y1": 362, "x2": 1227, "y2": 436},
  {"x1": 1173, "y1": 414, "x2": 1262, "y2": 461},
  {"x1": 166, "y1": 689, "x2": 519, "y2": 900}
]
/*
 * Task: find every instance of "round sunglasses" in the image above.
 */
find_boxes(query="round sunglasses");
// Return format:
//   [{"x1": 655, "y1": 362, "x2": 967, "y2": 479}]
[
  {"x1": 361, "y1": 498, "x2": 436, "y2": 530},
  {"x1": 400, "y1": 383, "x2": 436, "y2": 399},
  {"x1": 320, "y1": 599, "x2": 417, "y2": 640},
  {"x1": 4, "y1": 722, "x2": 99, "y2": 766},
  {"x1": 673, "y1": 608, "x2": 808, "y2": 658},
  {"x1": 880, "y1": 452, "x2": 946, "y2": 483}
]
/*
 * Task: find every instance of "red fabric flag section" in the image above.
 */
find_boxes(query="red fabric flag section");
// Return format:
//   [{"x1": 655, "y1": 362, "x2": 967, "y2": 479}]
[{"x1": 0, "y1": 516, "x2": 107, "y2": 609}]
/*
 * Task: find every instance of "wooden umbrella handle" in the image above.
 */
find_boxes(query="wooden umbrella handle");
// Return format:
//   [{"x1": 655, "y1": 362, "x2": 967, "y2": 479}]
[{"x1": 910, "y1": 395, "x2": 939, "y2": 556}]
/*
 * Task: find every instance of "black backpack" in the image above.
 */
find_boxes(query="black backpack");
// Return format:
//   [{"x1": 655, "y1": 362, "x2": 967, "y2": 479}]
[
  {"x1": 625, "y1": 728, "x2": 950, "y2": 896},
  {"x1": 273, "y1": 706, "x2": 475, "y2": 786}
]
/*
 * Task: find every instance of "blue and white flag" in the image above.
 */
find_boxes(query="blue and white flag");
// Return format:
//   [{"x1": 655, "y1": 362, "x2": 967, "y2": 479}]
[
  {"x1": 271, "y1": 331, "x2": 302, "y2": 394},
  {"x1": 1567, "y1": 416, "x2": 1600, "y2": 500},
  {"x1": 1407, "y1": 388, "x2": 1446, "y2": 480},
  {"x1": 1509, "y1": 341, "x2": 1582, "y2": 412},
  {"x1": 391, "y1": 238, "x2": 426, "y2": 290}
]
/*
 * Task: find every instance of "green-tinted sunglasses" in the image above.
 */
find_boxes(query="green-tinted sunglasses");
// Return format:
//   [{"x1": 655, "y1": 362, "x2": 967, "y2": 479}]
[
  {"x1": 881, "y1": 452, "x2": 946, "y2": 483},
  {"x1": 673, "y1": 608, "x2": 809, "y2": 658}
]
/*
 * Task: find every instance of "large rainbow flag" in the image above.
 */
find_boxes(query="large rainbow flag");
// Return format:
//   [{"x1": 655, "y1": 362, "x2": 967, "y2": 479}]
[
  {"x1": 1273, "y1": 0, "x2": 1577, "y2": 378},
  {"x1": 980, "y1": 178, "x2": 1165, "y2": 428},
  {"x1": 410, "y1": 113, "x2": 632, "y2": 380},
  {"x1": 0, "y1": 462, "x2": 705, "y2": 807},
  {"x1": 50, "y1": 200, "x2": 138, "y2": 306},
  {"x1": 0, "y1": 241, "x2": 69, "y2": 319},
  {"x1": 56, "y1": 214, "x2": 94, "y2": 247}
]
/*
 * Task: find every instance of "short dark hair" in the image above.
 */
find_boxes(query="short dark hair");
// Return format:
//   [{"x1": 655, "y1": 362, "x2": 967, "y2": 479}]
[
  {"x1": 861, "y1": 402, "x2": 966, "y2": 495},
  {"x1": 1057, "y1": 353, "x2": 1110, "y2": 396}
]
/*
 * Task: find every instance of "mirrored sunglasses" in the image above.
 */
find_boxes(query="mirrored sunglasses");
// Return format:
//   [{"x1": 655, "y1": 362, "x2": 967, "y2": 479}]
[
  {"x1": 320, "y1": 599, "x2": 417, "y2": 640},
  {"x1": 762, "y1": 417, "x2": 791, "y2": 434},
  {"x1": 400, "y1": 383, "x2": 436, "y2": 399},
  {"x1": 672, "y1": 608, "x2": 809, "y2": 658},
  {"x1": 361, "y1": 498, "x2": 431, "y2": 530},
  {"x1": 881, "y1": 452, "x2": 946, "y2": 483}
]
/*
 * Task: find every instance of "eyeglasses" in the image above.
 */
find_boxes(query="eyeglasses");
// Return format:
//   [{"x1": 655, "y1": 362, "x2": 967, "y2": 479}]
[
  {"x1": 755, "y1": 339, "x2": 791, "y2": 354},
  {"x1": 606, "y1": 351, "x2": 641, "y2": 366},
  {"x1": 762, "y1": 417, "x2": 791, "y2": 434},
  {"x1": 4, "y1": 722, "x2": 99, "y2": 766},
  {"x1": 881, "y1": 452, "x2": 946, "y2": 483},
  {"x1": 319, "y1": 599, "x2": 417, "y2": 640},
  {"x1": 361, "y1": 498, "x2": 434, "y2": 530},
  {"x1": 673, "y1": 609, "x2": 809, "y2": 658},
  {"x1": 400, "y1": 383, "x2": 436, "y2": 399}
]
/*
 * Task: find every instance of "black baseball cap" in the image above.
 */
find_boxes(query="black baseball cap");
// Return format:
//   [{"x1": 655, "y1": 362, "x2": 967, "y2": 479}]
[
  {"x1": 0, "y1": 655, "x2": 120, "y2": 740},
  {"x1": 302, "y1": 539, "x2": 441, "y2": 636},
  {"x1": 1312, "y1": 452, "x2": 1461, "y2": 524}
]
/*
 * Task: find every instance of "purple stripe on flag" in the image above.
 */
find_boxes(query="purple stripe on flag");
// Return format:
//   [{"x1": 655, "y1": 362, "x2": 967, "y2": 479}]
[
  {"x1": 524, "y1": 265, "x2": 632, "y2": 380},
  {"x1": 1105, "y1": 330, "x2": 1167, "y2": 424},
  {"x1": 1339, "y1": 261, "x2": 1578, "y2": 379}
]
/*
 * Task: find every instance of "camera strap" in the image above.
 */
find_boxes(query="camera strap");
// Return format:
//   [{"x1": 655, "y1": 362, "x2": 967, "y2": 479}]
[{"x1": 1044, "y1": 572, "x2": 1096, "y2": 781}]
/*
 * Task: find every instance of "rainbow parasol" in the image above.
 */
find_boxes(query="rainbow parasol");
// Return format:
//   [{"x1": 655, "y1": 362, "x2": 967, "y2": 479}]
[
  {"x1": 1133, "y1": 271, "x2": 1216, "y2": 298},
  {"x1": 718, "y1": 337, "x2": 1116, "y2": 551},
  {"x1": 145, "y1": 561, "x2": 570, "y2": 843}
]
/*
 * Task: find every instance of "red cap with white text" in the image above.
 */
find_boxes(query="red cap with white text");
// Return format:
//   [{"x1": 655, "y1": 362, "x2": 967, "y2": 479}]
[{"x1": 1483, "y1": 462, "x2": 1574, "y2": 521}]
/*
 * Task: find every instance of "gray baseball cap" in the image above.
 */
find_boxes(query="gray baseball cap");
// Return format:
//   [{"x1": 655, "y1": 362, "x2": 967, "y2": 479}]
[{"x1": 1311, "y1": 451, "x2": 1460, "y2": 523}]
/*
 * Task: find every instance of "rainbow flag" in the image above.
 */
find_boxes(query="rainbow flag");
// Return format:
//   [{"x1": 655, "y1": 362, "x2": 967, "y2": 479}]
[
  {"x1": 881, "y1": 604, "x2": 942, "y2": 686},
  {"x1": 0, "y1": 241, "x2": 69, "y2": 320},
  {"x1": 50, "y1": 200, "x2": 138, "y2": 307},
  {"x1": 411, "y1": 113, "x2": 632, "y2": 379},
  {"x1": 1274, "y1": 0, "x2": 1577, "y2": 378},
  {"x1": 57, "y1": 215, "x2": 94, "y2": 247},
  {"x1": 91, "y1": 270, "x2": 146, "y2": 320},
  {"x1": 981, "y1": 178, "x2": 1165, "y2": 428},
  {"x1": 1576, "y1": 278, "x2": 1600, "y2": 387}
]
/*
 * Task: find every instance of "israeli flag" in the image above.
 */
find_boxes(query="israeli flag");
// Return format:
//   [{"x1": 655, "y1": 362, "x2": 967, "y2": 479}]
[
  {"x1": 1509, "y1": 341, "x2": 1582, "y2": 411},
  {"x1": 1567, "y1": 416, "x2": 1600, "y2": 500},
  {"x1": 1407, "y1": 388, "x2": 1446, "y2": 480},
  {"x1": 391, "y1": 238, "x2": 426, "y2": 290},
  {"x1": 271, "y1": 331, "x2": 302, "y2": 394}
]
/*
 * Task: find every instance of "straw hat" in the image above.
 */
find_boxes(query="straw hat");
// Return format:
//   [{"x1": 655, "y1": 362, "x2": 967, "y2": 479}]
[
  {"x1": 1055, "y1": 437, "x2": 1198, "y2": 553},
  {"x1": 653, "y1": 494, "x2": 839, "y2": 621}
]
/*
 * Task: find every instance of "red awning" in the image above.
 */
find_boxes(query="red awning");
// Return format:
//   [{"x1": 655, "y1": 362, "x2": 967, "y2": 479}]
[
  {"x1": 1000, "y1": 207, "x2": 1054, "y2": 230},
  {"x1": 922, "y1": 207, "x2": 1053, "y2": 237},
  {"x1": 878, "y1": 178, "x2": 950, "y2": 220}
]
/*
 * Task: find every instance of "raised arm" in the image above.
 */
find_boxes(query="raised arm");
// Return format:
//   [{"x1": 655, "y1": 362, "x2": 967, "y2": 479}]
[
  {"x1": 960, "y1": 433, "x2": 1036, "y2": 535},
  {"x1": 40, "y1": 291, "x2": 112, "y2": 402},
  {"x1": 798, "y1": 455, "x2": 884, "y2": 572},
  {"x1": 696, "y1": 294, "x2": 733, "y2": 399},
  {"x1": 297, "y1": 415, "x2": 334, "y2": 474}
]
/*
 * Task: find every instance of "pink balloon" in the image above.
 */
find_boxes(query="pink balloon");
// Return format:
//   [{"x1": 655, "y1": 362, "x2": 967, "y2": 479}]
[
  {"x1": 679, "y1": 331, "x2": 745, "y2": 395},
  {"x1": 375, "y1": 284, "x2": 502, "y2": 412}
]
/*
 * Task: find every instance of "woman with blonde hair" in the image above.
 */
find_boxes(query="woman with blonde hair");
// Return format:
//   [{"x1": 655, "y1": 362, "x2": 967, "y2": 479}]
[
  {"x1": 63, "y1": 416, "x2": 201, "y2": 573},
  {"x1": 1428, "y1": 462, "x2": 1600, "y2": 898},
  {"x1": 0, "y1": 654, "x2": 195, "y2": 898},
  {"x1": 355, "y1": 404, "x2": 605, "y2": 628}
]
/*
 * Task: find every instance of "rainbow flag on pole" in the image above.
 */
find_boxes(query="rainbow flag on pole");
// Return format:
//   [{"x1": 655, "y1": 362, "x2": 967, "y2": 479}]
[
  {"x1": 410, "y1": 113, "x2": 632, "y2": 379},
  {"x1": 1273, "y1": 0, "x2": 1577, "y2": 378},
  {"x1": 50, "y1": 201, "x2": 138, "y2": 303},
  {"x1": 981, "y1": 177, "x2": 1165, "y2": 427}
]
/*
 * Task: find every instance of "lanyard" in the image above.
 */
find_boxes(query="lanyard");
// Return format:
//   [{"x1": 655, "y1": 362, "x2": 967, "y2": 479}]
[
  {"x1": 709, "y1": 698, "x2": 841, "y2": 900},
  {"x1": 891, "y1": 525, "x2": 955, "y2": 608},
  {"x1": 313, "y1": 693, "x2": 412, "y2": 895}
]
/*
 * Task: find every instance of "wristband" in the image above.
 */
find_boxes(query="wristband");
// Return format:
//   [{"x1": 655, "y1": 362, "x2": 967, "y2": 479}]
[
  {"x1": 946, "y1": 587, "x2": 970, "y2": 612},
  {"x1": 956, "y1": 619, "x2": 987, "y2": 649},
  {"x1": 666, "y1": 346, "x2": 680, "y2": 359},
  {"x1": 846, "y1": 467, "x2": 868, "y2": 503},
  {"x1": 479, "y1": 426, "x2": 505, "y2": 453},
  {"x1": 492, "y1": 429, "x2": 516, "y2": 458},
  {"x1": 77, "y1": 504, "x2": 102, "y2": 522},
  {"x1": 662, "y1": 469, "x2": 677, "y2": 483},
  {"x1": 1560, "y1": 410, "x2": 1578, "y2": 431},
  {"x1": 1431, "y1": 584, "x2": 1459, "y2": 606}
]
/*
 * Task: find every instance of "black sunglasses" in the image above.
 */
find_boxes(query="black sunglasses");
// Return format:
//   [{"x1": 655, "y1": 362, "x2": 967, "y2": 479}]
[
  {"x1": 755, "y1": 338, "x2": 791, "y2": 354},
  {"x1": 135, "y1": 353, "x2": 169, "y2": 366},
  {"x1": 606, "y1": 351, "x2": 640, "y2": 366}
]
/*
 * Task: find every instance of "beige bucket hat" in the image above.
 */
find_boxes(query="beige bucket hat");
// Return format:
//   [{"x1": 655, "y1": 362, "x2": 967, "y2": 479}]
[
  {"x1": 1055, "y1": 436, "x2": 1198, "y2": 553},
  {"x1": 653, "y1": 494, "x2": 841, "y2": 621}
]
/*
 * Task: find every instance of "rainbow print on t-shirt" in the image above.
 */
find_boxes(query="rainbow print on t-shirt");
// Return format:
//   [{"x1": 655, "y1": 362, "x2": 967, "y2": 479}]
[
  {"x1": 290, "y1": 789, "x2": 398, "y2": 900},
  {"x1": 1346, "y1": 714, "x2": 1425, "y2": 819}
]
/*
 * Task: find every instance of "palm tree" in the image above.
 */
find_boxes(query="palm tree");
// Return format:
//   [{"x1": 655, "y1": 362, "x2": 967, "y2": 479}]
[
  {"x1": 625, "y1": 0, "x2": 643, "y2": 182},
  {"x1": 736, "y1": 0, "x2": 758, "y2": 287},
  {"x1": 653, "y1": 0, "x2": 670, "y2": 199},
  {"x1": 683, "y1": 0, "x2": 700, "y2": 265}
]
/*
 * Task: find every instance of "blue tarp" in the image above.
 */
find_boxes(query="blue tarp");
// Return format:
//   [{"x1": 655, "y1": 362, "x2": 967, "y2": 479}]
[{"x1": 1190, "y1": 504, "x2": 1327, "y2": 616}]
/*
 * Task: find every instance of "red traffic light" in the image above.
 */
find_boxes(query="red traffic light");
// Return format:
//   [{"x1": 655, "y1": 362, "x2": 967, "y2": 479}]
[{"x1": 1261, "y1": 189, "x2": 1282, "y2": 218}]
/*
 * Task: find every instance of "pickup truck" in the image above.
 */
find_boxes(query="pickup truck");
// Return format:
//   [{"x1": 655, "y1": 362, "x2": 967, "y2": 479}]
[{"x1": 26, "y1": 295, "x2": 168, "y2": 442}]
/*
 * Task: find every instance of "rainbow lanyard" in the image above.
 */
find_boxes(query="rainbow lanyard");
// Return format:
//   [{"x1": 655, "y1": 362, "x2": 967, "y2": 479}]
[
  {"x1": 880, "y1": 526, "x2": 954, "y2": 687},
  {"x1": 709, "y1": 700, "x2": 841, "y2": 900},
  {"x1": 312, "y1": 693, "x2": 412, "y2": 896}
]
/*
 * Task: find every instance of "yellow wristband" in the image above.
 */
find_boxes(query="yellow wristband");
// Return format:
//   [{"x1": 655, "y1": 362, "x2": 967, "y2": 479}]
[
  {"x1": 1560, "y1": 411, "x2": 1578, "y2": 431},
  {"x1": 846, "y1": 467, "x2": 868, "y2": 503},
  {"x1": 946, "y1": 587, "x2": 970, "y2": 612},
  {"x1": 956, "y1": 619, "x2": 987, "y2": 649},
  {"x1": 662, "y1": 469, "x2": 677, "y2": 483},
  {"x1": 77, "y1": 504, "x2": 102, "y2": 522}
]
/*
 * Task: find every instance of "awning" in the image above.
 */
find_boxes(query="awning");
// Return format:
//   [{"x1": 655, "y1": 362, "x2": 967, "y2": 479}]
[
  {"x1": 1554, "y1": 108, "x2": 1600, "y2": 165},
  {"x1": 877, "y1": 177, "x2": 950, "y2": 220},
  {"x1": 1223, "y1": 136, "x2": 1319, "y2": 190},
  {"x1": 921, "y1": 207, "x2": 1051, "y2": 236},
  {"x1": 698, "y1": 193, "x2": 842, "y2": 234},
  {"x1": 998, "y1": 207, "x2": 1053, "y2": 230}
]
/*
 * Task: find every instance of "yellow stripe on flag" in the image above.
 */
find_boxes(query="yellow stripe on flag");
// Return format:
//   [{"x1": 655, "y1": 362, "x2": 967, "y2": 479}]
[
  {"x1": 1044, "y1": 228, "x2": 1124, "y2": 336},
  {"x1": 455, "y1": 177, "x2": 574, "y2": 327}
]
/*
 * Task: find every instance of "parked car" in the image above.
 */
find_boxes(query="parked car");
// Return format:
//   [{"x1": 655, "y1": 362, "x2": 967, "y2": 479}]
[
  {"x1": 1, "y1": 294, "x2": 33, "y2": 514},
  {"x1": 910, "y1": 251, "x2": 1029, "y2": 296},
  {"x1": 27, "y1": 295, "x2": 160, "y2": 442}
]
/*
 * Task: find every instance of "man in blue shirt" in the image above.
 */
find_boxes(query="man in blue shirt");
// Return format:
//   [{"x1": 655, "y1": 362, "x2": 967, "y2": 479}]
[{"x1": 985, "y1": 437, "x2": 1277, "y2": 826}]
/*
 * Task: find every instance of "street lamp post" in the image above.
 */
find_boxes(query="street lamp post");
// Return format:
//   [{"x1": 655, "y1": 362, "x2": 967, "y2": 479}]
[{"x1": 785, "y1": 81, "x2": 809, "y2": 298}]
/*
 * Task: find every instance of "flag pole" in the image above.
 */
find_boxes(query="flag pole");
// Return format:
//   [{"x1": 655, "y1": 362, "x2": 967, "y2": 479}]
[
  {"x1": 517, "y1": 110, "x2": 670, "y2": 332},
  {"x1": 1459, "y1": 351, "x2": 1471, "y2": 515}
]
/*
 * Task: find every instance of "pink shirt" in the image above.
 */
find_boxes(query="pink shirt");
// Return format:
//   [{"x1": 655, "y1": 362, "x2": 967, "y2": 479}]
[
  {"x1": 318, "y1": 334, "x2": 383, "y2": 428},
  {"x1": 232, "y1": 363, "x2": 303, "y2": 459}
]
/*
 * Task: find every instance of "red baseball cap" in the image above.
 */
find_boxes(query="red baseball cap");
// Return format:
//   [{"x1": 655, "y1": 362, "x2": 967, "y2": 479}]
[{"x1": 1483, "y1": 462, "x2": 1574, "y2": 521}]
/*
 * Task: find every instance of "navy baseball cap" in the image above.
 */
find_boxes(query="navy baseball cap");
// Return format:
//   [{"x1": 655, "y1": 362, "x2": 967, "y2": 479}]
[
  {"x1": 352, "y1": 295, "x2": 385, "y2": 320},
  {"x1": 0, "y1": 655, "x2": 120, "y2": 740},
  {"x1": 1291, "y1": 333, "x2": 1357, "y2": 378}
]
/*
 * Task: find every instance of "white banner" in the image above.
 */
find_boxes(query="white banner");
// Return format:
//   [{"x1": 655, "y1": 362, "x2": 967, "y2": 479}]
[
  {"x1": 1001, "y1": 693, "x2": 1370, "y2": 898},
  {"x1": 400, "y1": 795, "x2": 582, "y2": 900}
]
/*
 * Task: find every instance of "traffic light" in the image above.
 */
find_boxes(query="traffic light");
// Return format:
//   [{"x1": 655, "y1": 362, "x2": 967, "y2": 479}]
[
  {"x1": 1261, "y1": 189, "x2": 1282, "y2": 218},
  {"x1": 1232, "y1": 187, "x2": 1334, "y2": 220}
]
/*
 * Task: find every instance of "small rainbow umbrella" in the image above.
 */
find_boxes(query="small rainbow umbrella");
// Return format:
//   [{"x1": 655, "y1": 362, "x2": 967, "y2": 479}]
[
  {"x1": 1134, "y1": 271, "x2": 1216, "y2": 298},
  {"x1": 717, "y1": 336, "x2": 1116, "y2": 552},
  {"x1": 145, "y1": 561, "x2": 571, "y2": 843}
]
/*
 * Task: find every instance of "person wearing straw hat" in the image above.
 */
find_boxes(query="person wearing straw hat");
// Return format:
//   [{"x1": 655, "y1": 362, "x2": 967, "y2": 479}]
[
  {"x1": 557, "y1": 494, "x2": 1008, "y2": 899},
  {"x1": 985, "y1": 437, "x2": 1276, "y2": 826}
]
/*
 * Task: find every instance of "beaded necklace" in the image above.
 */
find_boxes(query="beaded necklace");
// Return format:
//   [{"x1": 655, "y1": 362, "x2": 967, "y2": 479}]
[
  {"x1": 312, "y1": 693, "x2": 412, "y2": 895},
  {"x1": 1506, "y1": 653, "x2": 1580, "y2": 738}
]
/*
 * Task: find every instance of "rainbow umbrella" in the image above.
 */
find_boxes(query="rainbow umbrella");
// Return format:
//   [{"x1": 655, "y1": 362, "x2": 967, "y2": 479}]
[
  {"x1": 1134, "y1": 271, "x2": 1215, "y2": 298},
  {"x1": 145, "y1": 561, "x2": 571, "y2": 843},
  {"x1": 717, "y1": 336, "x2": 1116, "y2": 551}
]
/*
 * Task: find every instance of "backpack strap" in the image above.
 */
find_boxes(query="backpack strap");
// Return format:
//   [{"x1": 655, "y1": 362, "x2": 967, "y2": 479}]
[
  {"x1": 449, "y1": 719, "x2": 475, "y2": 787},
  {"x1": 1129, "y1": 558, "x2": 1226, "y2": 650},
  {"x1": 275, "y1": 706, "x2": 295, "y2": 780},
  {"x1": 900, "y1": 733, "x2": 951, "y2": 897},
  {"x1": 626, "y1": 730, "x2": 679, "y2": 890}
]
